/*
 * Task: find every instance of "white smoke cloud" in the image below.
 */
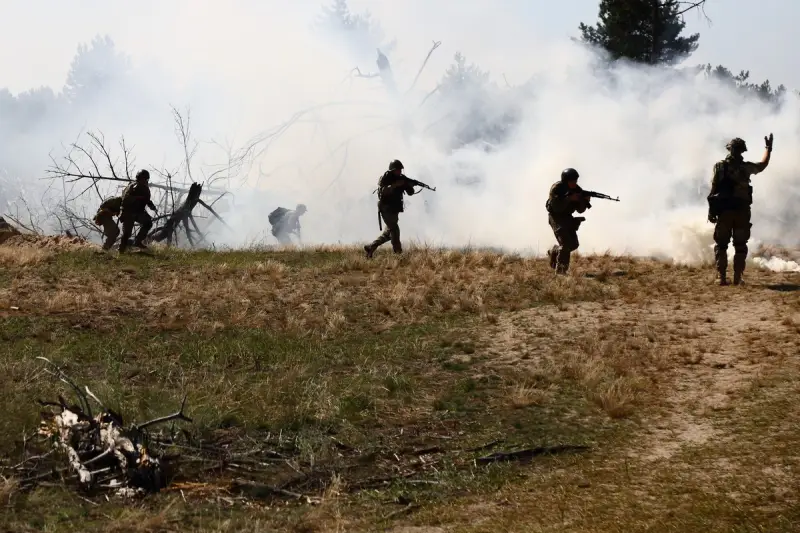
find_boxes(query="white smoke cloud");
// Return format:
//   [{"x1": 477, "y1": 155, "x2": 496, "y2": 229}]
[{"x1": 2, "y1": 0, "x2": 799, "y2": 267}]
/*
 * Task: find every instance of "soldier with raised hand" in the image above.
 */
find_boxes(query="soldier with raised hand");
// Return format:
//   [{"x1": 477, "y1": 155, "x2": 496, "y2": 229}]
[
  {"x1": 93, "y1": 195, "x2": 122, "y2": 250},
  {"x1": 707, "y1": 134, "x2": 773, "y2": 286},
  {"x1": 364, "y1": 159, "x2": 416, "y2": 258},
  {"x1": 546, "y1": 168, "x2": 590, "y2": 274},
  {"x1": 118, "y1": 169, "x2": 157, "y2": 253}
]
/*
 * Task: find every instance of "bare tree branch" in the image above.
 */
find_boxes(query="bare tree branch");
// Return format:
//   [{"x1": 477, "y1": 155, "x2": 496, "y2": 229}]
[
  {"x1": 348, "y1": 67, "x2": 380, "y2": 79},
  {"x1": 676, "y1": 0, "x2": 710, "y2": 21},
  {"x1": 39, "y1": 110, "x2": 244, "y2": 249},
  {"x1": 406, "y1": 40, "x2": 442, "y2": 94},
  {"x1": 419, "y1": 85, "x2": 441, "y2": 108}
]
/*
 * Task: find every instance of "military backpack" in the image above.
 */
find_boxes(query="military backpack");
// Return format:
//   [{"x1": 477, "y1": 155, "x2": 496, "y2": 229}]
[{"x1": 268, "y1": 207, "x2": 289, "y2": 225}]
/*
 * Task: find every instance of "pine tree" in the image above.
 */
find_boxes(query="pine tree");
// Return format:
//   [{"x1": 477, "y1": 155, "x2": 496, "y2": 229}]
[
  {"x1": 439, "y1": 52, "x2": 490, "y2": 97},
  {"x1": 63, "y1": 35, "x2": 131, "y2": 105},
  {"x1": 578, "y1": 0, "x2": 699, "y2": 65},
  {"x1": 700, "y1": 64, "x2": 787, "y2": 104},
  {"x1": 315, "y1": 0, "x2": 392, "y2": 65}
]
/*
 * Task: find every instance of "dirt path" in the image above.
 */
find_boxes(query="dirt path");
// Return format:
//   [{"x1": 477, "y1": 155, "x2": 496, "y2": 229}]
[
  {"x1": 456, "y1": 284, "x2": 800, "y2": 531},
  {"x1": 481, "y1": 287, "x2": 798, "y2": 420}
]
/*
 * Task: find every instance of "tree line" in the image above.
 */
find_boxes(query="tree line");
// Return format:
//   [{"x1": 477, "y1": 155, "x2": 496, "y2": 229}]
[
  {"x1": 578, "y1": 0, "x2": 787, "y2": 103},
  {"x1": 318, "y1": 0, "x2": 791, "y2": 154},
  {"x1": 0, "y1": 1, "x2": 791, "y2": 172}
]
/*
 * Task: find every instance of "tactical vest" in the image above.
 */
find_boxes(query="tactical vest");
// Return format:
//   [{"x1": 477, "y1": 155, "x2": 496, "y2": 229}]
[{"x1": 709, "y1": 158, "x2": 753, "y2": 214}]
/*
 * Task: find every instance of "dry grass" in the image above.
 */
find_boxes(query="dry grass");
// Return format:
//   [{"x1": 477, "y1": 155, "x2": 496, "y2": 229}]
[
  {"x1": 509, "y1": 383, "x2": 552, "y2": 409},
  {"x1": 106, "y1": 498, "x2": 182, "y2": 533},
  {"x1": 0, "y1": 476, "x2": 18, "y2": 506},
  {"x1": 0, "y1": 244, "x2": 798, "y2": 532},
  {"x1": 0, "y1": 246, "x2": 622, "y2": 335},
  {"x1": 0, "y1": 246, "x2": 52, "y2": 266}
]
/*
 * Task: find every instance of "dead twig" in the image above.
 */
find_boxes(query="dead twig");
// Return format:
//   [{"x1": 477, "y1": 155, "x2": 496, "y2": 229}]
[
  {"x1": 229, "y1": 478, "x2": 319, "y2": 504},
  {"x1": 406, "y1": 40, "x2": 442, "y2": 94},
  {"x1": 197, "y1": 200, "x2": 231, "y2": 230},
  {"x1": 476, "y1": 444, "x2": 590, "y2": 465},
  {"x1": 383, "y1": 503, "x2": 421, "y2": 521},
  {"x1": 133, "y1": 395, "x2": 193, "y2": 431},
  {"x1": 36, "y1": 357, "x2": 92, "y2": 419}
]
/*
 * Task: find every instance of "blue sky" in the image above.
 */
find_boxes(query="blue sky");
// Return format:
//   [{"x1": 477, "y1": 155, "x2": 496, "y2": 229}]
[{"x1": 1, "y1": 0, "x2": 797, "y2": 93}]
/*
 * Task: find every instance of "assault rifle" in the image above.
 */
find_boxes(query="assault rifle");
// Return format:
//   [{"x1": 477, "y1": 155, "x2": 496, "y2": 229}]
[
  {"x1": 580, "y1": 190, "x2": 619, "y2": 204},
  {"x1": 402, "y1": 177, "x2": 437, "y2": 192},
  {"x1": 374, "y1": 176, "x2": 437, "y2": 230}
]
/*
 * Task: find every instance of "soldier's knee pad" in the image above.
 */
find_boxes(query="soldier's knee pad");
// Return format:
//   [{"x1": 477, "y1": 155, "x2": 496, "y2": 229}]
[{"x1": 733, "y1": 229, "x2": 750, "y2": 244}]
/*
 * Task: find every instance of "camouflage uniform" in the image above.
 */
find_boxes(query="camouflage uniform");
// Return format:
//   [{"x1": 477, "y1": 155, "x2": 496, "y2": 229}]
[
  {"x1": 365, "y1": 162, "x2": 415, "y2": 257},
  {"x1": 707, "y1": 136, "x2": 772, "y2": 285},
  {"x1": 119, "y1": 170, "x2": 156, "y2": 252},
  {"x1": 546, "y1": 169, "x2": 590, "y2": 274},
  {"x1": 93, "y1": 196, "x2": 122, "y2": 250},
  {"x1": 271, "y1": 204, "x2": 306, "y2": 245}
]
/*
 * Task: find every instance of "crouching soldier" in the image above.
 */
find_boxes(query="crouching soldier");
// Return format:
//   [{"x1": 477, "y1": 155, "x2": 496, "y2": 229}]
[{"x1": 93, "y1": 195, "x2": 122, "y2": 250}]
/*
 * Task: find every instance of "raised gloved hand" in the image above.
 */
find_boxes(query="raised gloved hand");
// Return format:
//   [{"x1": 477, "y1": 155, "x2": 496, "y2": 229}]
[{"x1": 765, "y1": 133, "x2": 774, "y2": 151}]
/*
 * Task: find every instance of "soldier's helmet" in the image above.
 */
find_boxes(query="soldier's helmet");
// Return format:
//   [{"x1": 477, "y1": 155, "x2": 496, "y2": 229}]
[
  {"x1": 135, "y1": 169, "x2": 150, "y2": 181},
  {"x1": 726, "y1": 137, "x2": 747, "y2": 153},
  {"x1": 389, "y1": 159, "x2": 404, "y2": 171},
  {"x1": 560, "y1": 168, "x2": 580, "y2": 182},
  {"x1": 296, "y1": 204, "x2": 307, "y2": 213}
]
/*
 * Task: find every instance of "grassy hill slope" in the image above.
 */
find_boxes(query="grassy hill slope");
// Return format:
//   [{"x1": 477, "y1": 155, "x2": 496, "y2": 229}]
[{"x1": 1, "y1": 241, "x2": 798, "y2": 532}]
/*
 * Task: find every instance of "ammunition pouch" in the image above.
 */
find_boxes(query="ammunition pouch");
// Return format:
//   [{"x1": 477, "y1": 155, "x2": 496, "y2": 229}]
[
  {"x1": 573, "y1": 216, "x2": 585, "y2": 230},
  {"x1": 707, "y1": 194, "x2": 747, "y2": 217}
]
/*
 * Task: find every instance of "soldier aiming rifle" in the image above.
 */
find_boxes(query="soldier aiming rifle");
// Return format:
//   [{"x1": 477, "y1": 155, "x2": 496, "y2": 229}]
[
  {"x1": 545, "y1": 168, "x2": 619, "y2": 274},
  {"x1": 364, "y1": 159, "x2": 436, "y2": 258}
]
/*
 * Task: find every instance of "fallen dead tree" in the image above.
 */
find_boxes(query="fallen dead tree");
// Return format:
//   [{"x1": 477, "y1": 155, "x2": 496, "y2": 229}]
[
  {"x1": 23, "y1": 106, "x2": 243, "y2": 249},
  {"x1": 147, "y1": 182, "x2": 231, "y2": 246}
]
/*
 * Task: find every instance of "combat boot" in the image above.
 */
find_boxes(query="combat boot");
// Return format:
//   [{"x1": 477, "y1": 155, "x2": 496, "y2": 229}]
[
  {"x1": 363, "y1": 245, "x2": 374, "y2": 259},
  {"x1": 555, "y1": 249, "x2": 571, "y2": 275},
  {"x1": 732, "y1": 255, "x2": 746, "y2": 286},
  {"x1": 548, "y1": 247, "x2": 558, "y2": 270}
]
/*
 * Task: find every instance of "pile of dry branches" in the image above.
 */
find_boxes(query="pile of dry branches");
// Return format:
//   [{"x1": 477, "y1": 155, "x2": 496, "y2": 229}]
[{"x1": 15, "y1": 358, "x2": 192, "y2": 498}]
